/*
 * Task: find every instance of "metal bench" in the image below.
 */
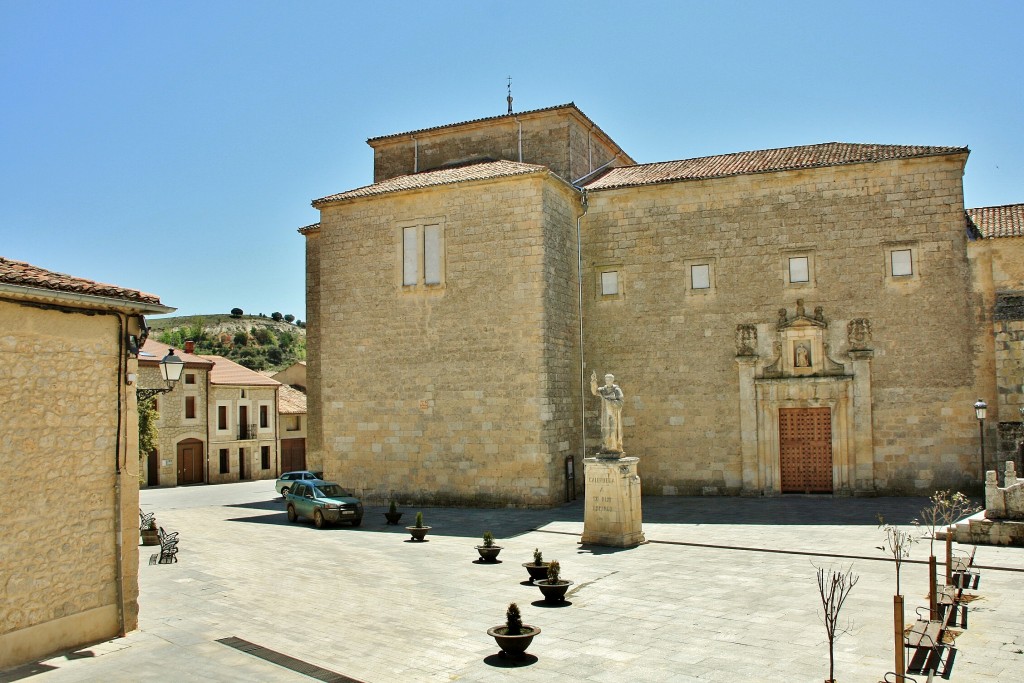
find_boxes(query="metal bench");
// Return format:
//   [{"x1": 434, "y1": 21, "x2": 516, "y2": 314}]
[
  {"x1": 950, "y1": 547, "x2": 979, "y2": 590},
  {"x1": 139, "y1": 510, "x2": 156, "y2": 530},
  {"x1": 158, "y1": 526, "x2": 179, "y2": 564}
]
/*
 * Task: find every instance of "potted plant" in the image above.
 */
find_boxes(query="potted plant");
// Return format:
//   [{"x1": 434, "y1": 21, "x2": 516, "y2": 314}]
[
  {"x1": 522, "y1": 548, "x2": 550, "y2": 583},
  {"x1": 475, "y1": 531, "x2": 503, "y2": 562},
  {"x1": 486, "y1": 602, "x2": 540, "y2": 659},
  {"x1": 140, "y1": 517, "x2": 160, "y2": 546},
  {"x1": 535, "y1": 559, "x2": 573, "y2": 603},
  {"x1": 406, "y1": 511, "x2": 431, "y2": 541},
  {"x1": 384, "y1": 500, "x2": 403, "y2": 525}
]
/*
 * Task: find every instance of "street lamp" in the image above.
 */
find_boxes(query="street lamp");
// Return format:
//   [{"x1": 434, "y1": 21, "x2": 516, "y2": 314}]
[
  {"x1": 137, "y1": 349, "x2": 186, "y2": 401},
  {"x1": 974, "y1": 398, "x2": 987, "y2": 484}
]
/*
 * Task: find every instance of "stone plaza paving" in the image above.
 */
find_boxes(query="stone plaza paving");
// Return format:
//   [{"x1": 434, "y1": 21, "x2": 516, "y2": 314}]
[{"x1": 4, "y1": 481, "x2": 1023, "y2": 682}]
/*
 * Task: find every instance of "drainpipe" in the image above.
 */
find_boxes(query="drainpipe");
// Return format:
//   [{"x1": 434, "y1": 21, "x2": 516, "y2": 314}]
[
  {"x1": 413, "y1": 137, "x2": 418, "y2": 173},
  {"x1": 518, "y1": 120, "x2": 523, "y2": 162},
  {"x1": 113, "y1": 312, "x2": 127, "y2": 637},
  {"x1": 576, "y1": 190, "x2": 589, "y2": 469}
]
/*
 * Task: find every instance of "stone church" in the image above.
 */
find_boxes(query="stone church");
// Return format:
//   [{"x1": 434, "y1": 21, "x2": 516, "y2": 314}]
[{"x1": 301, "y1": 103, "x2": 1023, "y2": 506}]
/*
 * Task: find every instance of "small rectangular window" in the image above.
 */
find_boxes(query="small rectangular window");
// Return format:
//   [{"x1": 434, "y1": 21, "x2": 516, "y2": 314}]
[
  {"x1": 185, "y1": 373, "x2": 196, "y2": 385},
  {"x1": 403, "y1": 227, "x2": 418, "y2": 286},
  {"x1": 424, "y1": 224, "x2": 442, "y2": 285},
  {"x1": 690, "y1": 264, "x2": 711, "y2": 290},
  {"x1": 217, "y1": 405, "x2": 227, "y2": 430},
  {"x1": 789, "y1": 257, "x2": 809, "y2": 283},
  {"x1": 891, "y1": 249, "x2": 913, "y2": 277},
  {"x1": 219, "y1": 448, "x2": 229, "y2": 474},
  {"x1": 185, "y1": 396, "x2": 196, "y2": 419},
  {"x1": 601, "y1": 271, "x2": 619, "y2": 295},
  {"x1": 259, "y1": 405, "x2": 269, "y2": 429},
  {"x1": 261, "y1": 445, "x2": 270, "y2": 469}
]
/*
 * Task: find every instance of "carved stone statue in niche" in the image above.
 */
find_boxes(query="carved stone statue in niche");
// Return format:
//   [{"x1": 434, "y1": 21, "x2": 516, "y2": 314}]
[
  {"x1": 847, "y1": 318, "x2": 872, "y2": 351},
  {"x1": 794, "y1": 343, "x2": 811, "y2": 367},
  {"x1": 736, "y1": 324, "x2": 757, "y2": 356}
]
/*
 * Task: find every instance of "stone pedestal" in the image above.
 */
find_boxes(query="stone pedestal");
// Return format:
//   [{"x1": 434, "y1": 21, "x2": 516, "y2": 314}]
[{"x1": 581, "y1": 456, "x2": 645, "y2": 548}]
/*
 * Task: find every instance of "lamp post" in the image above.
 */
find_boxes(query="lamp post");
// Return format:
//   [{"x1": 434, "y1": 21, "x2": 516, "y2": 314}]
[
  {"x1": 974, "y1": 398, "x2": 987, "y2": 484},
  {"x1": 137, "y1": 349, "x2": 186, "y2": 401}
]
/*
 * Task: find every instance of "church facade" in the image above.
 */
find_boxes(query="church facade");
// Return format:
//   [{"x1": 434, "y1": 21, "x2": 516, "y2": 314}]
[{"x1": 302, "y1": 103, "x2": 1023, "y2": 506}]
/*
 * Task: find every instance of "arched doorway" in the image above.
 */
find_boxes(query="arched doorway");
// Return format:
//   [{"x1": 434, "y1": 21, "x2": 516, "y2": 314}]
[{"x1": 177, "y1": 439, "x2": 205, "y2": 485}]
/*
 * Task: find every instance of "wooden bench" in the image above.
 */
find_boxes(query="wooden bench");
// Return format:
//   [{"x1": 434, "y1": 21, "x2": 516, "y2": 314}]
[
  {"x1": 905, "y1": 604, "x2": 957, "y2": 679},
  {"x1": 158, "y1": 526, "x2": 179, "y2": 564}
]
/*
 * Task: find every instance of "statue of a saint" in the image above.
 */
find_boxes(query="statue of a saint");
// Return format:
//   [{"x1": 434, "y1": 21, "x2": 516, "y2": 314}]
[
  {"x1": 591, "y1": 371, "x2": 624, "y2": 453},
  {"x1": 795, "y1": 344, "x2": 811, "y2": 368}
]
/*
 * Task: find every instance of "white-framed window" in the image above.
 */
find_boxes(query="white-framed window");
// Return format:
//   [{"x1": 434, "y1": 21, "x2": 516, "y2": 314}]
[
  {"x1": 784, "y1": 252, "x2": 815, "y2": 288},
  {"x1": 684, "y1": 257, "x2": 716, "y2": 295},
  {"x1": 601, "y1": 271, "x2": 619, "y2": 296},
  {"x1": 400, "y1": 219, "x2": 445, "y2": 289},
  {"x1": 690, "y1": 264, "x2": 711, "y2": 290},
  {"x1": 891, "y1": 249, "x2": 913, "y2": 277}
]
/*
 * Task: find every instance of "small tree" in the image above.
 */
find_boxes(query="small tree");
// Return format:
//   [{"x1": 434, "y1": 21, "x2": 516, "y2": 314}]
[
  {"x1": 284, "y1": 313, "x2": 295, "y2": 323},
  {"x1": 415, "y1": 511, "x2": 424, "y2": 528},
  {"x1": 482, "y1": 531, "x2": 495, "y2": 548},
  {"x1": 918, "y1": 490, "x2": 980, "y2": 556},
  {"x1": 815, "y1": 563, "x2": 859, "y2": 683},
  {"x1": 138, "y1": 396, "x2": 158, "y2": 481},
  {"x1": 877, "y1": 515, "x2": 916, "y2": 595},
  {"x1": 533, "y1": 548, "x2": 544, "y2": 565},
  {"x1": 230, "y1": 307, "x2": 243, "y2": 317},
  {"x1": 546, "y1": 559, "x2": 561, "y2": 583},
  {"x1": 505, "y1": 602, "x2": 523, "y2": 636},
  {"x1": 271, "y1": 312, "x2": 283, "y2": 322}
]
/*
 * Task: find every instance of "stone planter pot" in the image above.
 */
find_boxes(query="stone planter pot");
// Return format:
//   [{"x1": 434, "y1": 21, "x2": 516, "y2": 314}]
[
  {"x1": 522, "y1": 562, "x2": 551, "y2": 583},
  {"x1": 384, "y1": 511, "x2": 403, "y2": 525},
  {"x1": 535, "y1": 579, "x2": 573, "y2": 603},
  {"x1": 476, "y1": 545, "x2": 502, "y2": 562},
  {"x1": 141, "y1": 528, "x2": 160, "y2": 546},
  {"x1": 487, "y1": 624, "x2": 540, "y2": 658},
  {"x1": 406, "y1": 525, "x2": 431, "y2": 541}
]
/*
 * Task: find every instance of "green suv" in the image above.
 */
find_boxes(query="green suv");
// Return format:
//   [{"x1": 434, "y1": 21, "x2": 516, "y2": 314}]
[{"x1": 285, "y1": 481, "x2": 363, "y2": 528}]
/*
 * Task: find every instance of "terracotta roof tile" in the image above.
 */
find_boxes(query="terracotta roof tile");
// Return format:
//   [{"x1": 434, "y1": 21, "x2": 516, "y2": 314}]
[
  {"x1": 298, "y1": 222, "x2": 321, "y2": 234},
  {"x1": 0, "y1": 256, "x2": 163, "y2": 305},
  {"x1": 198, "y1": 355, "x2": 282, "y2": 386},
  {"x1": 367, "y1": 103, "x2": 579, "y2": 143},
  {"x1": 583, "y1": 143, "x2": 969, "y2": 191},
  {"x1": 139, "y1": 339, "x2": 213, "y2": 368},
  {"x1": 312, "y1": 160, "x2": 548, "y2": 206},
  {"x1": 966, "y1": 204, "x2": 1024, "y2": 239},
  {"x1": 278, "y1": 384, "x2": 307, "y2": 414}
]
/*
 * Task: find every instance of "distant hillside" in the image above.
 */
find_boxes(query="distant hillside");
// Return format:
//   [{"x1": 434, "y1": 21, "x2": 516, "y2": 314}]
[{"x1": 147, "y1": 313, "x2": 306, "y2": 372}]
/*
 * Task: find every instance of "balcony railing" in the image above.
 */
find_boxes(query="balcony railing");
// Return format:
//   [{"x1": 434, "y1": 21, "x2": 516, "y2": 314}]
[{"x1": 238, "y1": 423, "x2": 258, "y2": 440}]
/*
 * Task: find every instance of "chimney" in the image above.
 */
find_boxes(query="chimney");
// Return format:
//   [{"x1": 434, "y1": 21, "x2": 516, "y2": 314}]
[{"x1": 184, "y1": 340, "x2": 195, "y2": 354}]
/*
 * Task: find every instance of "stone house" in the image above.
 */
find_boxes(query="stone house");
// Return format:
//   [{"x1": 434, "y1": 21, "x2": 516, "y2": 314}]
[
  {"x1": 301, "y1": 103, "x2": 1023, "y2": 506},
  {"x1": 0, "y1": 257, "x2": 171, "y2": 669},
  {"x1": 139, "y1": 339, "x2": 282, "y2": 486},
  {"x1": 278, "y1": 384, "x2": 308, "y2": 472}
]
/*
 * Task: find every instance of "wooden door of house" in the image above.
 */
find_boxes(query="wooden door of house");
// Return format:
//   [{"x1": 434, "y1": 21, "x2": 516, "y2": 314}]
[
  {"x1": 779, "y1": 407, "x2": 833, "y2": 493},
  {"x1": 281, "y1": 438, "x2": 306, "y2": 472},
  {"x1": 177, "y1": 439, "x2": 204, "y2": 485},
  {"x1": 238, "y1": 448, "x2": 247, "y2": 480}
]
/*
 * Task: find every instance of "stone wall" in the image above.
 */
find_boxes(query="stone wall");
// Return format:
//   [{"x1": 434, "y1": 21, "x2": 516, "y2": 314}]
[
  {"x1": 207, "y1": 385, "x2": 279, "y2": 484},
  {"x1": 139, "y1": 364, "x2": 209, "y2": 487},
  {"x1": 309, "y1": 172, "x2": 581, "y2": 506},
  {"x1": 370, "y1": 106, "x2": 625, "y2": 185},
  {"x1": 582, "y1": 153, "x2": 981, "y2": 494},
  {"x1": 0, "y1": 300, "x2": 139, "y2": 668}
]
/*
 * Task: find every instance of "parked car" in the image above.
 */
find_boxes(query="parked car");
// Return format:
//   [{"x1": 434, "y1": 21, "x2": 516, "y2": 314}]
[
  {"x1": 275, "y1": 470, "x2": 325, "y2": 497},
  {"x1": 285, "y1": 482, "x2": 363, "y2": 528}
]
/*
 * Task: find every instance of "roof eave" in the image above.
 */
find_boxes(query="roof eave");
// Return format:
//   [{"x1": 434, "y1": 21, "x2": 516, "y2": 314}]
[{"x1": 0, "y1": 282, "x2": 174, "y2": 315}]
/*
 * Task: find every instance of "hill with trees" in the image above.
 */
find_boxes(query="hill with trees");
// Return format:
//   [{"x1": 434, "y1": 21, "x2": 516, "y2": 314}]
[{"x1": 147, "y1": 312, "x2": 305, "y2": 371}]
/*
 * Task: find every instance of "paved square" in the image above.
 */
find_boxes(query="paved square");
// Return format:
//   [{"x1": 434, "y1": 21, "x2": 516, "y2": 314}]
[{"x1": 4, "y1": 482, "x2": 1022, "y2": 682}]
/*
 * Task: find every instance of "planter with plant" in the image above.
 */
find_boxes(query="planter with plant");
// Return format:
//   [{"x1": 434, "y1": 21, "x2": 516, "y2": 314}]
[
  {"x1": 406, "y1": 511, "x2": 431, "y2": 541},
  {"x1": 486, "y1": 602, "x2": 540, "y2": 658},
  {"x1": 141, "y1": 518, "x2": 160, "y2": 546},
  {"x1": 534, "y1": 559, "x2": 573, "y2": 603},
  {"x1": 475, "y1": 531, "x2": 503, "y2": 562},
  {"x1": 384, "y1": 500, "x2": 403, "y2": 525},
  {"x1": 522, "y1": 548, "x2": 551, "y2": 583}
]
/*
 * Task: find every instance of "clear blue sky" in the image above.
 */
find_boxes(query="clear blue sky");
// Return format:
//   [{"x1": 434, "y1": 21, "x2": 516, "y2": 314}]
[{"x1": 2, "y1": 1, "x2": 1021, "y2": 319}]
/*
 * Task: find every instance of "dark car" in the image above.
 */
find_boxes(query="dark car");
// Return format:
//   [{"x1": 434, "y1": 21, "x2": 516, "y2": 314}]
[
  {"x1": 285, "y1": 482, "x2": 363, "y2": 528},
  {"x1": 275, "y1": 470, "x2": 325, "y2": 497}
]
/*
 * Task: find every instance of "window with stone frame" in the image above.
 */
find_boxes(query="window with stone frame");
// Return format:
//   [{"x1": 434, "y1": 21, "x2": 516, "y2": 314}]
[
  {"x1": 783, "y1": 251, "x2": 815, "y2": 288},
  {"x1": 261, "y1": 445, "x2": 270, "y2": 469},
  {"x1": 401, "y1": 220, "x2": 445, "y2": 289},
  {"x1": 219, "y1": 448, "x2": 229, "y2": 474},
  {"x1": 185, "y1": 395, "x2": 196, "y2": 419}
]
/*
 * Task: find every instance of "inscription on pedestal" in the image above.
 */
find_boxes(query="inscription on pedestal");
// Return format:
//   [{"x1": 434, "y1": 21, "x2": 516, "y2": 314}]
[{"x1": 581, "y1": 456, "x2": 645, "y2": 548}]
